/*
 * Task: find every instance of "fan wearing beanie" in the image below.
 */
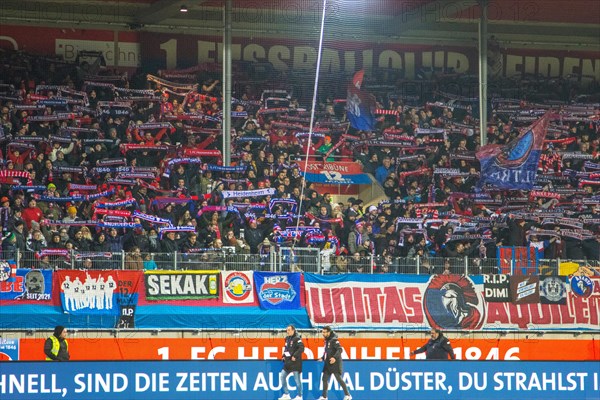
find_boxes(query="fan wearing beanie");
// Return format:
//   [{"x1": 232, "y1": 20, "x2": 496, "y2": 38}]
[{"x1": 44, "y1": 325, "x2": 70, "y2": 361}]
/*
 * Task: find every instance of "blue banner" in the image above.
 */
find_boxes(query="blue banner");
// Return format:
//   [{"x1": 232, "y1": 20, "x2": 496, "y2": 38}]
[
  {"x1": 1, "y1": 360, "x2": 598, "y2": 400},
  {"x1": 0, "y1": 338, "x2": 18, "y2": 361},
  {"x1": 0, "y1": 260, "x2": 15, "y2": 283},
  {"x1": 0, "y1": 304, "x2": 311, "y2": 330},
  {"x1": 476, "y1": 113, "x2": 549, "y2": 190},
  {"x1": 254, "y1": 272, "x2": 301, "y2": 310},
  {"x1": 303, "y1": 171, "x2": 372, "y2": 184},
  {"x1": 0, "y1": 268, "x2": 52, "y2": 302}
]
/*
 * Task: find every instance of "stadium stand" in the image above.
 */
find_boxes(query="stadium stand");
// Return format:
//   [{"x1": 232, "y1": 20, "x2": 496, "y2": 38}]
[{"x1": 0, "y1": 48, "x2": 599, "y2": 277}]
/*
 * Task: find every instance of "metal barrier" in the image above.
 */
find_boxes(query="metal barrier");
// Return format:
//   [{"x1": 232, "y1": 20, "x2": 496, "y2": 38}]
[
  {"x1": 276, "y1": 246, "x2": 321, "y2": 273},
  {"x1": 18, "y1": 250, "x2": 122, "y2": 270},
  {"x1": 17, "y1": 250, "x2": 268, "y2": 272},
  {"x1": 13, "y1": 248, "x2": 600, "y2": 275},
  {"x1": 324, "y1": 253, "x2": 373, "y2": 274},
  {"x1": 538, "y1": 258, "x2": 600, "y2": 276}
]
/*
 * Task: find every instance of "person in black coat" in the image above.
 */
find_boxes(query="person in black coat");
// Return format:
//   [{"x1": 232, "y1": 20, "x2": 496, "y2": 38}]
[
  {"x1": 91, "y1": 232, "x2": 111, "y2": 252},
  {"x1": 317, "y1": 326, "x2": 352, "y2": 400},
  {"x1": 245, "y1": 219, "x2": 264, "y2": 254},
  {"x1": 124, "y1": 227, "x2": 151, "y2": 253},
  {"x1": 1, "y1": 232, "x2": 19, "y2": 262},
  {"x1": 582, "y1": 236, "x2": 599, "y2": 261},
  {"x1": 160, "y1": 231, "x2": 180, "y2": 254},
  {"x1": 411, "y1": 328, "x2": 456, "y2": 360},
  {"x1": 158, "y1": 230, "x2": 180, "y2": 269},
  {"x1": 507, "y1": 217, "x2": 528, "y2": 247},
  {"x1": 11, "y1": 221, "x2": 27, "y2": 254},
  {"x1": 278, "y1": 325, "x2": 304, "y2": 400}
]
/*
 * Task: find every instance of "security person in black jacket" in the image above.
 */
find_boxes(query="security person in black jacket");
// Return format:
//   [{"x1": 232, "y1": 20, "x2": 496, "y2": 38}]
[
  {"x1": 411, "y1": 328, "x2": 456, "y2": 360},
  {"x1": 278, "y1": 325, "x2": 304, "y2": 400},
  {"x1": 317, "y1": 326, "x2": 352, "y2": 400}
]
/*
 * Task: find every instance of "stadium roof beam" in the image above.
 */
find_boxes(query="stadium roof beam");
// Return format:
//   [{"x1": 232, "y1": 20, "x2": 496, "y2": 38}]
[
  {"x1": 136, "y1": 0, "x2": 208, "y2": 25},
  {"x1": 377, "y1": 0, "x2": 477, "y2": 37}
]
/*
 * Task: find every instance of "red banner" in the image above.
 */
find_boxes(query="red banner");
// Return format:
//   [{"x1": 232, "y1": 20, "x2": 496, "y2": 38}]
[
  {"x1": 54, "y1": 270, "x2": 143, "y2": 316},
  {"x1": 304, "y1": 274, "x2": 600, "y2": 330},
  {"x1": 138, "y1": 32, "x2": 600, "y2": 80},
  {"x1": 301, "y1": 161, "x2": 365, "y2": 175},
  {"x1": 17, "y1": 337, "x2": 599, "y2": 361}
]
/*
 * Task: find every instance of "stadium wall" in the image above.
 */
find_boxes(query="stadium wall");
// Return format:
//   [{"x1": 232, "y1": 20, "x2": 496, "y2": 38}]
[{"x1": 1, "y1": 24, "x2": 598, "y2": 81}]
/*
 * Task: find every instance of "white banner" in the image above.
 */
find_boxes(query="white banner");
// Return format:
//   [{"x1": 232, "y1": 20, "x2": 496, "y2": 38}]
[
  {"x1": 222, "y1": 188, "x2": 275, "y2": 199},
  {"x1": 221, "y1": 271, "x2": 255, "y2": 304},
  {"x1": 55, "y1": 39, "x2": 141, "y2": 67}
]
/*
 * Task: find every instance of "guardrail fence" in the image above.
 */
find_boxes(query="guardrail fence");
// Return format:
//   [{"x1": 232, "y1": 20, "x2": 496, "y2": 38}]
[{"x1": 14, "y1": 247, "x2": 600, "y2": 275}]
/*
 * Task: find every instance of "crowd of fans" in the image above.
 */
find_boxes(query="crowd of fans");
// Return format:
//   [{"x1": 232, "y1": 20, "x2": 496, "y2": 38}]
[{"x1": 0, "y1": 49, "x2": 599, "y2": 274}]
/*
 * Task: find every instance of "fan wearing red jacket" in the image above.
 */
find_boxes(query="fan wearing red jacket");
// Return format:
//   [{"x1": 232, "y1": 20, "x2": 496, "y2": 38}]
[
  {"x1": 129, "y1": 125, "x2": 175, "y2": 145},
  {"x1": 21, "y1": 198, "x2": 44, "y2": 230},
  {"x1": 8, "y1": 148, "x2": 33, "y2": 170}
]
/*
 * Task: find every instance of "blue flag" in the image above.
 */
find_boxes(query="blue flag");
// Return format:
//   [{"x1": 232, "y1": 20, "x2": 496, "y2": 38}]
[
  {"x1": 253, "y1": 271, "x2": 301, "y2": 310},
  {"x1": 303, "y1": 170, "x2": 372, "y2": 184},
  {"x1": 476, "y1": 112, "x2": 550, "y2": 190},
  {"x1": 346, "y1": 70, "x2": 376, "y2": 131}
]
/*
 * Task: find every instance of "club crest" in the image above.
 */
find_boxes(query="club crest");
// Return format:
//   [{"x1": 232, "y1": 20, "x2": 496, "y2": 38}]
[{"x1": 423, "y1": 274, "x2": 485, "y2": 330}]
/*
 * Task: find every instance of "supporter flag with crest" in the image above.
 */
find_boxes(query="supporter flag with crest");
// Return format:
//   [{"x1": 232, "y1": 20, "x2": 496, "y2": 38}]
[
  {"x1": 346, "y1": 70, "x2": 376, "y2": 131},
  {"x1": 222, "y1": 271, "x2": 255, "y2": 304},
  {"x1": 476, "y1": 112, "x2": 550, "y2": 190},
  {"x1": 254, "y1": 271, "x2": 301, "y2": 310}
]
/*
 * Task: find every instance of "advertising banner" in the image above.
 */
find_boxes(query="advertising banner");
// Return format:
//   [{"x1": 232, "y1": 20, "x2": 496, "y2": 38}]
[
  {"x1": 221, "y1": 271, "x2": 255, "y2": 304},
  {"x1": 55, "y1": 270, "x2": 142, "y2": 316},
  {"x1": 254, "y1": 272, "x2": 301, "y2": 310},
  {"x1": 303, "y1": 273, "x2": 600, "y2": 330},
  {"x1": 0, "y1": 26, "x2": 140, "y2": 68},
  {"x1": 144, "y1": 270, "x2": 219, "y2": 300},
  {"x1": 16, "y1": 337, "x2": 600, "y2": 362},
  {"x1": 0, "y1": 268, "x2": 53, "y2": 303},
  {"x1": 55, "y1": 39, "x2": 141, "y2": 67},
  {"x1": 1, "y1": 360, "x2": 598, "y2": 400}
]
